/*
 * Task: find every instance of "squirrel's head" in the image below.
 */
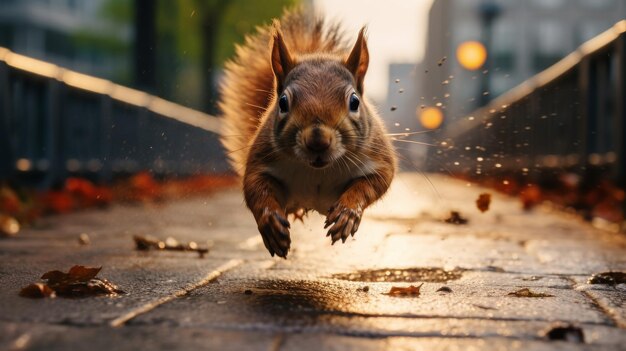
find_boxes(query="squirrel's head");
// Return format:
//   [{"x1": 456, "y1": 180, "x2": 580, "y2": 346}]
[{"x1": 269, "y1": 25, "x2": 370, "y2": 169}]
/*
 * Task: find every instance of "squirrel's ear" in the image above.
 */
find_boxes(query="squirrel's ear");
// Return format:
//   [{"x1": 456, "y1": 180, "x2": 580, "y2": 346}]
[
  {"x1": 345, "y1": 27, "x2": 369, "y2": 94},
  {"x1": 271, "y1": 23, "x2": 294, "y2": 92}
]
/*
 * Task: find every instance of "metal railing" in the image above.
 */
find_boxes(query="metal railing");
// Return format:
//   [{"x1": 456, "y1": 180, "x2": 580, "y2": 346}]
[
  {"x1": 438, "y1": 20, "x2": 626, "y2": 185},
  {"x1": 0, "y1": 47, "x2": 227, "y2": 187}
]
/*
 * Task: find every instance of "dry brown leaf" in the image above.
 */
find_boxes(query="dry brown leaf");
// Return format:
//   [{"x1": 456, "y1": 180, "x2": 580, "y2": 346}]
[
  {"x1": 507, "y1": 288, "x2": 554, "y2": 298},
  {"x1": 133, "y1": 235, "x2": 209, "y2": 258},
  {"x1": 386, "y1": 283, "x2": 424, "y2": 296},
  {"x1": 587, "y1": 271, "x2": 626, "y2": 285},
  {"x1": 476, "y1": 193, "x2": 491, "y2": 213},
  {"x1": 20, "y1": 265, "x2": 124, "y2": 298},
  {"x1": 19, "y1": 283, "x2": 56, "y2": 298},
  {"x1": 444, "y1": 211, "x2": 468, "y2": 225}
]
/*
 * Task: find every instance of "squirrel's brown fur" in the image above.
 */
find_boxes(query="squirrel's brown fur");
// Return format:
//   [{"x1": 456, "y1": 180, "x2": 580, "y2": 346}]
[
  {"x1": 218, "y1": 8, "x2": 396, "y2": 258},
  {"x1": 219, "y1": 10, "x2": 348, "y2": 175}
]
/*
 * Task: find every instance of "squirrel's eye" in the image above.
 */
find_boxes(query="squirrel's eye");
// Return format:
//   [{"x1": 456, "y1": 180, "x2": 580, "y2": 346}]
[
  {"x1": 349, "y1": 93, "x2": 360, "y2": 112},
  {"x1": 278, "y1": 94, "x2": 289, "y2": 113}
]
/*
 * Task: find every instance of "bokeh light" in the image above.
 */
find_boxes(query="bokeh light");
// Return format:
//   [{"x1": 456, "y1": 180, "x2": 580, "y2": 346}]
[
  {"x1": 456, "y1": 41, "x2": 487, "y2": 71},
  {"x1": 418, "y1": 107, "x2": 444, "y2": 129}
]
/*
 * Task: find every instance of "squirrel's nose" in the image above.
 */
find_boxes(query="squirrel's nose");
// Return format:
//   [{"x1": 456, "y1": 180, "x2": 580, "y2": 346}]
[{"x1": 305, "y1": 128, "x2": 331, "y2": 153}]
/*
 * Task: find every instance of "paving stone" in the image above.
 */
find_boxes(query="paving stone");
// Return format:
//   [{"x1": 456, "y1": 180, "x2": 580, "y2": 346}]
[
  {"x1": 0, "y1": 322, "x2": 277, "y2": 351},
  {"x1": 1, "y1": 174, "x2": 624, "y2": 350},
  {"x1": 281, "y1": 334, "x2": 621, "y2": 351}
]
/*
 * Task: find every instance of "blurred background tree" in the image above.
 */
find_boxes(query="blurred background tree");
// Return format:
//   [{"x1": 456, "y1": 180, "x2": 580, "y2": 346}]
[{"x1": 134, "y1": 0, "x2": 299, "y2": 113}]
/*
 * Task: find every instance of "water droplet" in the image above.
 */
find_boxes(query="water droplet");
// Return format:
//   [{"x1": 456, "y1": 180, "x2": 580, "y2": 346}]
[
  {"x1": 495, "y1": 163, "x2": 502, "y2": 168},
  {"x1": 394, "y1": 122, "x2": 400, "y2": 127},
  {"x1": 477, "y1": 157, "x2": 484, "y2": 162}
]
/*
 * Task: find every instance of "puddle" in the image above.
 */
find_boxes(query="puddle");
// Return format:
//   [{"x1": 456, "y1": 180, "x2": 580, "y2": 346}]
[{"x1": 332, "y1": 267, "x2": 464, "y2": 283}]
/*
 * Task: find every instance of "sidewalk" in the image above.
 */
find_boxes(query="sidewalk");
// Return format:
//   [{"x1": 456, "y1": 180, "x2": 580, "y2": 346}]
[{"x1": 1, "y1": 173, "x2": 625, "y2": 351}]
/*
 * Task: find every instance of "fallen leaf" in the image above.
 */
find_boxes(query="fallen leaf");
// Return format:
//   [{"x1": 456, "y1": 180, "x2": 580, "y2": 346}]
[
  {"x1": 520, "y1": 185, "x2": 542, "y2": 210},
  {"x1": 386, "y1": 283, "x2": 423, "y2": 296},
  {"x1": 42, "y1": 265, "x2": 101, "y2": 283},
  {"x1": 444, "y1": 211, "x2": 468, "y2": 225},
  {"x1": 472, "y1": 304, "x2": 497, "y2": 310},
  {"x1": 476, "y1": 193, "x2": 491, "y2": 213},
  {"x1": 543, "y1": 324, "x2": 584, "y2": 343},
  {"x1": 20, "y1": 265, "x2": 124, "y2": 298},
  {"x1": 507, "y1": 288, "x2": 554, "y2": 298},
  {"x1": 133, "y1": 235, "x2": 209, "y2": 258},
  {"x1": 436, "y1": 286, "x2": 452, "y2": 293},
  {"x1": 19, "y1": 283, "x2": 56, "y2": 298},
  {"x1": 587, "y1": 271, "x2": 626, "y2": 285}
]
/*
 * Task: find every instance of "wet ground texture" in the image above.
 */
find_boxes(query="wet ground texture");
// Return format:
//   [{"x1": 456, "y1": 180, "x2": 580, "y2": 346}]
[{"x1": 1, "y1": 173, "x2": 625, "y2": 350}]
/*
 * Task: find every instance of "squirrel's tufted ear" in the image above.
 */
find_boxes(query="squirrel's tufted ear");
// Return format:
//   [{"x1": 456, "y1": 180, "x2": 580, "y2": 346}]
[
  {"x1": 344, "y1": 27, "x2": 369, "y2": 94},
  {"x1": 270, "y1": 22, "x2": 294, "y2": 92}
]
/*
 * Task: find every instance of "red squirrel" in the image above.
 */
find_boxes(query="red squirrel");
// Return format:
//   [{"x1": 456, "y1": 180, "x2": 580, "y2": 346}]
[{"x1": 219, "y1": 9, "x2": 396, "y2": 258}]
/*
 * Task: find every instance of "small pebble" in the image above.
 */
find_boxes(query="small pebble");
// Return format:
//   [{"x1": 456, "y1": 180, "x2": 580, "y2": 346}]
[
  {"x1": 78, "y1": 233, "x2": 90, "y2": 245},
  {"x1": 436, "y1": 286, "x2": 452, "y2": 293},
  {"x1": 244, "y1": 289, "x2": 253, "y2": 295},
  {"x1": 390, "y1": 106, "x2": 397, "y2": 111}
]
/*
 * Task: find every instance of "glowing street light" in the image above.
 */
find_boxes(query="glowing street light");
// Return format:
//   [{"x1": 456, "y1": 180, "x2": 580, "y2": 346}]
[
  {"x1": 418, "y1": 107, "x2": 444, "y2": 129},
  {"x1": 456, "y1": 41, "x2": 487, "y2": 71}
]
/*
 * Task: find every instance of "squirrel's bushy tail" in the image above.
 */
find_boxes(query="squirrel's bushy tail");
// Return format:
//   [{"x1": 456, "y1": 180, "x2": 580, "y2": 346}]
[{"x1": 218, "y1": 8, "x2": 349, "y2": 176}]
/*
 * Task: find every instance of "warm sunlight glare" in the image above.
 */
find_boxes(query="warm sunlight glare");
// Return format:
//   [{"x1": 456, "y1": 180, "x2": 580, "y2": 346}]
[
  {"x1": 456, "y1": 41, "x2": 487, "y2": 71},
  {"x1": 418, "y1": 106, "x2": 443, "y2": 129}
]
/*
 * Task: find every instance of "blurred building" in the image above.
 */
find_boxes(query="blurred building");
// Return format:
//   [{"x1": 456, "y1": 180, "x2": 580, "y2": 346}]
[
  {"x1": 421, "y1": 0, "x2": 626, "y2": 126},
  {"x1": 383, "y1": 62, "x2": 430, "y2": 168},
  {"x1": 0, "y1": 0, "x2": 131, "y2": 82}
]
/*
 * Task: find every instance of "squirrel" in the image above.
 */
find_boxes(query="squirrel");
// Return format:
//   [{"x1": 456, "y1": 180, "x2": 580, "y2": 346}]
[{"x1": 219, "y1": 9, "x2": 396, "y2": 258}]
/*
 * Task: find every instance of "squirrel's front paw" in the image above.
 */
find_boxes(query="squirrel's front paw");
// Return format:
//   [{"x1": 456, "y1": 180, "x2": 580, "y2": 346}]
[
  {"x1": 257, "y1": 208, "x2": 291, "y2": 258},
  {"x1": 325, "y1": 203, "x2": 362, "y2": 244}
]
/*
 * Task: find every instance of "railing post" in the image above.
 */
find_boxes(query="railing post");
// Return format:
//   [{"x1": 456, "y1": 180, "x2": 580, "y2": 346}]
[
  {"x1": 578, "y1": 56, "x2": 592, "y2": 172},
  {"x1": 616, "y1": 33, "x2": 626, "y2": 186},
  {"x1": 44, "y1": 78, "x2": 62, "y2": 188},
  {"x1": 0, "y1": 61, "x2": 13, "y2": 179},
  {"x1": 100, "y1": 94, "x2": 113, "y2": 183}
]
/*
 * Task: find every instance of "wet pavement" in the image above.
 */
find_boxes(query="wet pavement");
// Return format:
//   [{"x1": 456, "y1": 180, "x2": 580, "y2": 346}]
[{"x1": 1, "y1": 173, "x2": 625, "y2": 350}]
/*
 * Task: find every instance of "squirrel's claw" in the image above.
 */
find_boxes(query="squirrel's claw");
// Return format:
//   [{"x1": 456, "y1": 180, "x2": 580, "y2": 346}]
[
  {"x1": 326, "y1": 204, "x2": 362, "y2": 245},
  {"x1": 258, "y1": 208, "x2": 291, "y2": 258},
  {"x1": 291, "y1": 208, "x2": 308, "y2": 223}
]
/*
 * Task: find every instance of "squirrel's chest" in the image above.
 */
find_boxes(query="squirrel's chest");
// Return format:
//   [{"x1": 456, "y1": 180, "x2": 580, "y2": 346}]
[{"x1": 265, "y1": 158, "x2": 370, "y2": 213}]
